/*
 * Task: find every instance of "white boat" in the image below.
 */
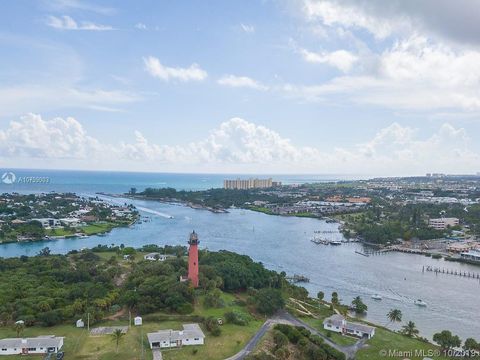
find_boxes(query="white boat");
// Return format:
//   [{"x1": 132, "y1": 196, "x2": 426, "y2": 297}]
[
  {"x1": 414, "y1": 299, "x2": 427, "y2": 307},
  {"x1": 330, "y1": 239, "x2": 342, "y2": 245},
  {"x1": 371, "y1": 294, "x2": 382, "y2": 300}
]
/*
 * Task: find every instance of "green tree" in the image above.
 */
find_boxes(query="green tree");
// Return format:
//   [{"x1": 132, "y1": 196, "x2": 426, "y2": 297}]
[
  {"x1": 317, "y1": 291, "x2": 324, "y2": 302},
  {"x1": 111, "y1": 329, "x2": 125, "y2": 353},
  {"x1": 254, "y1": 288, "x2": 284, "y2": 316},
  {"x1": 401, "y1": 321, "x2": 419, "y2": 338},
  {"x1": 351, "y1": 296, "x2": 368, "y2": 314},
  {"x1": 331, "y1": 292, "x2": 339, "y2": 305},
  {"x1": 386, "y1": 309, "x2": 402, "y2": 326},
  {"x1": 273, "y1": 330, "x2": 289, "y2": 350},
  {"x1": 433, "y1": 330, "x2": 461, "y2": 351},
  {"x1": 14, "y1": 322, "x2": 25, "y2": 337},
  {"x1": 463, "y1": 338, "x2": 480, "y2": 354},
  {"x1": 38, "y1": 247, "x2": 51, "y2": 256}
]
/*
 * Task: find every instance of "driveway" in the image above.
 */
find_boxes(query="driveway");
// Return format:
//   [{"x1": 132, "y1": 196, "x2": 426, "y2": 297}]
[{"x1": 225, "y1": 310, "x2": 365, "y2": 360}]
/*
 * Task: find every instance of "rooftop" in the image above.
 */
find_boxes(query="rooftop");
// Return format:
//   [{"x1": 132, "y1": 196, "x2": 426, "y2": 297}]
[{"x1": 147, "y1": 324, "x2": 205, "y2": 343}]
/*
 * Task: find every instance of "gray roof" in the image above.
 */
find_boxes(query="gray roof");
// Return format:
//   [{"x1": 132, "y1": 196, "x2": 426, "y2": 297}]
[
  {"x1": 323, "y1": 314, "x2": 345, "y2": 327},
  {"x1": 346, "y1": 321, "x2": 375, "y2": 335},
  {"x1": 147, "y1": 324, "x2": 205, "y2": 343},
  {"x1": 0, "y1": 336, "x2": 63, "y2": 349},
  {"x1": 323, "y1": 315, "x2": 375, "y2": 335}
]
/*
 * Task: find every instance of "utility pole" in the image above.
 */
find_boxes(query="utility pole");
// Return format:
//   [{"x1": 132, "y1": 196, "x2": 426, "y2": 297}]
[
  {"x1": 87, "y1": 313, "x2": 90, "y2": 332},
  {"x1": 141, "y1": 325, "x2": 144, "y2": 360}
]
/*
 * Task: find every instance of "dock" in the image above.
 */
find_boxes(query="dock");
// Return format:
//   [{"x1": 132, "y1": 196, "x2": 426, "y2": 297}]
[
  {"x1": 423, "y1": 265, "x2": 480, "y2": 279},
  {"x1": 286, "y1": 274, "x2": 310, "y2": 283}
]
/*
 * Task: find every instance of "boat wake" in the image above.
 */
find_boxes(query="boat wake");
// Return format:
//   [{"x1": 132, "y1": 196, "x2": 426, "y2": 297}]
[{"x1": 136, "y1": 206, "x2": 174, "y2": 219}]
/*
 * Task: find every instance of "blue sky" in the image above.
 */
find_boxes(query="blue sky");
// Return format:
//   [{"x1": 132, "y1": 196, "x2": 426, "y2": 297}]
[{"x1": 0, "y1": 0, "x2": 479, "y2": 175}]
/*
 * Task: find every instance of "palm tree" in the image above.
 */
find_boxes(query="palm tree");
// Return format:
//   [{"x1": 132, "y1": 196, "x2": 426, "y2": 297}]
[
  {"x1": 111, "y1": 329, "x2": 125, "y2": 353},
  {"x1": 386, "y1": 309, "x2": 402, "y2": 327},
  {"x1": 14, "y1": 322, "x2": 25, "y2": 338},
  {"x1": 401, "y1": 321, "x2": 419, "y2": 337}
]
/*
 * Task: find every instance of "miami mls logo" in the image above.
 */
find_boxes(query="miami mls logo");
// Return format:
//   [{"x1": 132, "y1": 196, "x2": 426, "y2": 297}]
[{"x1": 1, "y1": 172, "x2": 16, "y2": 184}]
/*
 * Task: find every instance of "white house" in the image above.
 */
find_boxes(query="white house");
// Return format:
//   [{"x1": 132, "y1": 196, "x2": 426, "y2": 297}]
[
  {"x1": 76, "y1": 319, "x2": 85, "y2": 328},
  {"x1": 0, "y1": 336, "x2": 64, "y2": 355},
  {"x1": 147, "y1": 324, "x2": 205, "y2": 349},
  {"x1": 323, "y1": 314, "x2": 375, "y2": 339},
  {"x1": 60, "y1": 218, "x2": 82, "y2": 227},
  {"x1": 32, "y1": 218, "x2": 61, "y2": 228},
  {"x1": 144, "y1": 253, "x2": 168, "y2": 261}
]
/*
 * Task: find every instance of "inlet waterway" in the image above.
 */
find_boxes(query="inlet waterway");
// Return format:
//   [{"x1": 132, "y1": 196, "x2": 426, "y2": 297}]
[{"x1": 1, "y1": 196, "x2": 478, "y2": 340}]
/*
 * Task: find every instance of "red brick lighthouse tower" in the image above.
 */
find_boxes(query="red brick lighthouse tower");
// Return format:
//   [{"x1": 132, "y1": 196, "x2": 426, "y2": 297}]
[{"x1": 188, "y1": 230, "x2": 199, "y2": 288}]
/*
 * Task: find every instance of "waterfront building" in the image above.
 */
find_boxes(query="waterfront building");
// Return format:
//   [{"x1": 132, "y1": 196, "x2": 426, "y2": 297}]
[
  {"x1": 323, "y1": 314, "x2": 375, "y2": 339},
  {"x1": 0, "y1": 336, "x2": 64, "y2": 355},
  {"x1": 223, "y1": 178, "x2": 280, "y2": 189},
  {"x1": 188, "y1": 231, "x2": 199, "y2": 288},
  {"x1": 31, "y1": 218, "x2": 61, "y2": 228},
  {"x1": 428, "y1": 217, "x2": 459, "y2": 230},
  {"x1": 460, "y1": 249, "x2": 480, "y2": 262},
  {"x1": 147, "y1": 324, "x2": 205, "y2": 349}
]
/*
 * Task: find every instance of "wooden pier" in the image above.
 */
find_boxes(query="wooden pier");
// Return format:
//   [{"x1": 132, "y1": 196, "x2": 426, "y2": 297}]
[
  {"x1": 286, "y1": 274, "x2": 310, "y2": 283},
  {"x1": 423, "y1": 265, "x2": 480, "y2": 279}
]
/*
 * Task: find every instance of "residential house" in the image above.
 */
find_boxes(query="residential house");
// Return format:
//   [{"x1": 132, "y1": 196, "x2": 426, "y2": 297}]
[
  {"x1": 147, "y1": 324, "x2": 205, "y2": 349},
  {"x1": 32, "y1": 218, "x2": 61, "y2": 228},
  {"x1": 0, "y1": 336, "x2": 64, "y2": 355},
  {"x1": 144, "y1": 253, "x2": 168, "y2": 261},
  {"x1": 323, "y1": 314, "x2": 375, "y2": 339}
]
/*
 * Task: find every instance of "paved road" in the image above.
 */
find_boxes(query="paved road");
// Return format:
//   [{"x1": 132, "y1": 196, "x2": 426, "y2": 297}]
[{"x1": 226, "y1": 310, "x2": 365, "y2": 360}]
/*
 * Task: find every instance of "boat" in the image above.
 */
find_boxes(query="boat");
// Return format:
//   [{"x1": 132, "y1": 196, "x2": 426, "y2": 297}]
[
  {"x1": 330, "y1": 239, "x2": 342, "y2": 245},
  {"x1": 414, "y1": 299, "x2": 427, "y2": 307},
  {"x1": 371, "y1": 294, "x2": 382, "y2": 300},
  {"x1": 311, "y1": 237, "x2": 329, "y2": 245}
]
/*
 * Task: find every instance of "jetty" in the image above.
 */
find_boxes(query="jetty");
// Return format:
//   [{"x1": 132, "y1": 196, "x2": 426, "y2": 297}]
[
  {"x1": 423, "y1": 265, "x2": 480, "y2": 279},
  {"x1": 286, "y1": 274, "x2": 310, "y2": 283},
  {"x1": 355, "y1": 250, "x2": 370, "y2": 257}
]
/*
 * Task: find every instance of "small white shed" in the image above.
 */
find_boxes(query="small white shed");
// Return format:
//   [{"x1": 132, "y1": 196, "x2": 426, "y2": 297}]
[
  {"x1": 134, "y1": 316, "x2": 143, "y2": 326},
  {"x1": 76, "y1": 319, "x2": 85, "y2": 328}
]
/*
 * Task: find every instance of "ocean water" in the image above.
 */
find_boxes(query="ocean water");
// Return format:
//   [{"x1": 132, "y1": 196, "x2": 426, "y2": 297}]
[
  {"x1": 0, "y1": 168, "x2": 364, "y2": 194},
  {"x1": 0, "y1": 169, "x2": 478, "y2": 341}
]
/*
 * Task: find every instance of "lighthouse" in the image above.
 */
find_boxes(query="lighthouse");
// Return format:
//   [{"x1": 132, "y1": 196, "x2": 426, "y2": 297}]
[{"x1": 188, "y1": 230, "x2": 199, "y2": 288}]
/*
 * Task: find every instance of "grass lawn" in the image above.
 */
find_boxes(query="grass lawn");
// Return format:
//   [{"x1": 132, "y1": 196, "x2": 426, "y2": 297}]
[
  {"x1": 0, "y1": 292, "x2": 262, "y2": 360},
  {"x1": 161, "y1": 292, "x2": 263, "y2": 360},
  {"x1": 81, "y1": 222, "x2": 117, "y2": 235},
  {"x1": 356, "y1": 327, "x2": 446, "y2": 360}
]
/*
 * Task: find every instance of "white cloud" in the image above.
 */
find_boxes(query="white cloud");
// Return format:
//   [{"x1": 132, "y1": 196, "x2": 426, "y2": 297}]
[
  {"x1": 143, "y1": 56, "x2": 208, "y2": 82},
  {"x1": 0, "y1": 114, "x2": 105, "y2": 159},
  {"x1": 46, "y1": 0, "x2": 115, "y2": 15},
  {"x1": 1, "y1": 115, "x2": 477, "y2": 175},
  {"x1": 240, "y1": 23, "x2": 255, "y2": 33},
  {"x1": 0, "y1": 85, "x2": 139, "y2": 116},
  {"x1": 289, "y1": 1, "x2": 480, "y2": 111},
  {"x1": 135, "y1": 23, "x2": 147, "y2": 30},
  {"x1": 300, "y1": 48, "x2": 358, "y2": 72},
  {"x1": 46, "y1": 15, "x2": 114, "y2": 31},
  {"x1": 302, "y1": 0, "x2": 480, "y2": 45},
  {"x1": 302, "y1": 0, "x2": 400, "y2": 39},
  {"x1": 217, "y1": 75, "x2": 268, "y2": 91}
]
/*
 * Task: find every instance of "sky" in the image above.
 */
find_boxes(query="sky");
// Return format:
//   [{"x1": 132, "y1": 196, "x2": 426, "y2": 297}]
[{"x1": 0, "y1": 0, "x2": 479, "y2": 176}]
